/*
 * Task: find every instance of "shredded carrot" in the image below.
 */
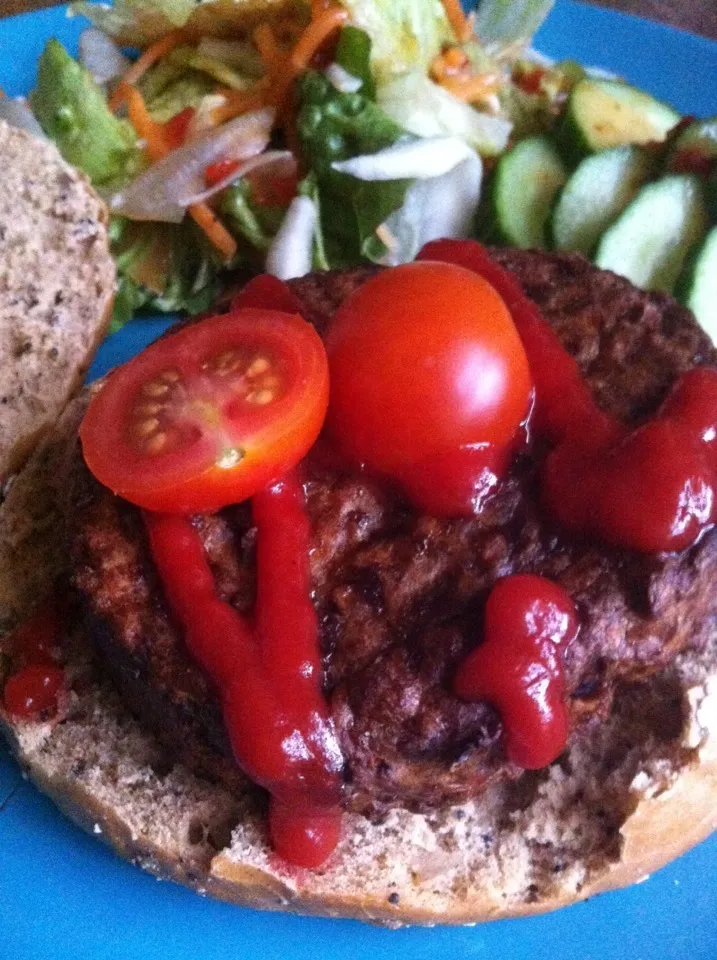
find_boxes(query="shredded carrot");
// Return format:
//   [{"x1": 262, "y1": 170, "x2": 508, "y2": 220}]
[
  {"x1": 445, "y1": 47, "x2": 467, "y2": 68},
  {"x1": 0, "y1": 88, "x2": 5, "y2": 99},
  {"x1": 209, "y1": 87, "x2": 268, "y2": 126},
  {"x1": 125, "y1": 85, "x2": 171, "y2": 162},
  {"x1": 440, "y1": 73, "x2": 501, "y2": 103},
  {"x1": 109, "y1": 29, "x2": 187, "y2": 111},
  {"x1": 123, "y1": 86, "x2": 237, "y2": 263},
  {"x1": 440, "y1": 0, "x2": 474, "y2": 44},
  {"x1": 270, "y1": 5, "x2": 348, "y2": 111},
  {"x1": 253, "y1": 23, "x2": 284, "y2": 73},
  {"x1": 288, "y1": 6, "x2": 348, "y2": 73},
  {"x1": 189, "y1": 203, "x2": 238, "y2": 262}
]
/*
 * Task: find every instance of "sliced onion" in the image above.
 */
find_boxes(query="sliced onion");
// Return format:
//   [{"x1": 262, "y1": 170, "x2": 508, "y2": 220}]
[
  {"x1": 79, "y1": 27, "x2": 131, "y2": 85},
  {"x1": 109, "y1": 109, "x2": 274, "y2": 222},
  {"x1": 378, "y1": 152, "x2": 483, "y2": 266},
  {"x1": 324, "y1": 63, "x2": 363, "y2": 94},
  {"x1": 0, "y1": 97, "x2": 45, "y2": 139},
  {"x1": 188, "y1": 150, "x2": 296, "y2": 206},
  {"x1": 266, "y1": 196, "x2": 317, "y2": 281},
  {"x1": 332, "y1": 136, "x2": 475, "y2": 181}
]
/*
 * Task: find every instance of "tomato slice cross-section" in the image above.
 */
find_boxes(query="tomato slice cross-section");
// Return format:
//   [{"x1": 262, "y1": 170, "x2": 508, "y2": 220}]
[{"x1": 80, "y1": 308, "x2": 328, "y2": 513}]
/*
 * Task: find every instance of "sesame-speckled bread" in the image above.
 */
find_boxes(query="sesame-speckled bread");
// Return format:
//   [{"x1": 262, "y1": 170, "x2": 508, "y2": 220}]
[
  {"x1": 0, "y1": 120, "x2": 114, "y2": 480},
  {"x1": 1, "y1": 390, "x2": 717, "y2": 927}
]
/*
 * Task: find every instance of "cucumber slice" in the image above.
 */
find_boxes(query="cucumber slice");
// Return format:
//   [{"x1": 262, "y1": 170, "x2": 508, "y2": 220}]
[
  {"x1": 667, "y1": 117, "x2": 717, "y2": 175},
  {"x1": 677, "y1": 227, "x2": 717, "y2": 342},
  {"x1": 552, "y1": 146, "x2": 653, "y2": 255},
  {"x1": 595, "y1": 174, "x2": 707, "y2": 292},
  {"x1": 559, "y1": 78, "x2": 680, "y2": 163},
  {"x1": 492, "y1": 136, "x2": 567, "y2": 248}
]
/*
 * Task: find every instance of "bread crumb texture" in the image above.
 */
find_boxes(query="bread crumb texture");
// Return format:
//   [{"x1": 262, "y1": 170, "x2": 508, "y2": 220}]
[
  {"x1": 4, "y1": 618, "x2": 716, "y2": 925},
  {"x1": 0, "y1": 121, "x2": 114, "y2": 478}
]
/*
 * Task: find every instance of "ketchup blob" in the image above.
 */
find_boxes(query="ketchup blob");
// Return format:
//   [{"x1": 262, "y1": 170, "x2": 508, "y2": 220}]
[
  {"x1": 3, "y1": 665, "x2": 64, "y2": 720},
  {"x1": 145, "y1": 469, "x2": 343, "y2": 868},
  {"x1": 2, "y1": 605, "x2": 64, "y2": 720},
  {"x1": 454, "y1": 574, "x2": 578, "y2": 769},
  {"x1": 418, "y1": 239, "x2": 717, "y2": 554}
]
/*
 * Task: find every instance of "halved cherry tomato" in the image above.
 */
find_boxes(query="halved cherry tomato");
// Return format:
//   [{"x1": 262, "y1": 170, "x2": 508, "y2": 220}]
[
  {"x1": 80, "y1": 309, "x2": 329, "y2": 513},
  {"x1": 325, "y1": 261, "x2": 533, "y2": 478}
]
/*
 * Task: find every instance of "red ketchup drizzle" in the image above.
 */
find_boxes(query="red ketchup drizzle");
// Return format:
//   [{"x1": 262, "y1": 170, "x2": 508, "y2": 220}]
[
  {"x1": 417, "y1": 239, "x2": 717, "y2": 554},
  {"x1": 454, "y1": 575, "x2": 578, "y2": 769},
  {"x1": 144, "y1": 469, "x2": 343, "y2": 869},
  {"x1": 2, "y1": 605, "x2": 64, "y2": 720}
]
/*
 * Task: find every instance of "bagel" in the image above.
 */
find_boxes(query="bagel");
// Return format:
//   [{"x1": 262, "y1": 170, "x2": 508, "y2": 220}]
[
  {"x1": 2, "y1": 252, "x2": 717, "y2": 925},
  {"x1": 0, "y1": 119, "x2": 114, "y2": 484}
]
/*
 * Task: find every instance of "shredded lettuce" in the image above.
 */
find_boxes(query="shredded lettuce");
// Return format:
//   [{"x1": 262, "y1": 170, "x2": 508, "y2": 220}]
[
  {"x1": 377, "y1": 72, "x2": 512, "y2": 156},
  {"x1": 337, "y1": 0, "x2": 454, "y2": 82},
  {"x1": 31, "y1": 39, "x2": 141, "y2": 186},
  {"x1": 145, "y1": 72, "x2": 216, "y2": 123},
  {"x1": 72, "y1": 0, "x2": 200, "y2": 44},
  {"x1": 477, "y1": 0, "x2": 556, "y2": 53},
  {"x1": 109, "y1": 218, "x2": 221, "y2": 332}
]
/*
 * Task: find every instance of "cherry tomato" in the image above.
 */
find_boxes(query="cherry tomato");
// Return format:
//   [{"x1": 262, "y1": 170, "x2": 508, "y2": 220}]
[
  {"x1": 325, "y1": 261, "x2": 533, "y2": 477},
  {"x1": 80, "y1": 309, "x2": 329, "y2": 513}
]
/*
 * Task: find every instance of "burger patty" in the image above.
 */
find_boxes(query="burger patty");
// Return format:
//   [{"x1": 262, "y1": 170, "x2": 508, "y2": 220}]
[{"x1": 67, "y1": 250, "x2": 717, "y2": 813}]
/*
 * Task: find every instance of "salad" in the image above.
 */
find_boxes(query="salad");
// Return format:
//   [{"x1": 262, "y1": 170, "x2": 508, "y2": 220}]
[{"x1": 2, "y1": 0, "x2": 715, "y2": 335}]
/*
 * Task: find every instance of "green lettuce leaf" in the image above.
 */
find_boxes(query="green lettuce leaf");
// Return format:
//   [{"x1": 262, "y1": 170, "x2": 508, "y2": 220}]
[
  {"x1": 109, "y1": 218, "x2": 221, "y2": 332},
  {"x1": 297, "y1": 70, "x2": 411, "y2": 266},
  {"x1": 335, "y1": 26, "x2": 376, "y2": 100},
  {"x1": 222, "y1": 180, "x2": 287, "y2": 255},
  {"x1": 31, "y1": 39, "x2": 141, "y2": 186}
]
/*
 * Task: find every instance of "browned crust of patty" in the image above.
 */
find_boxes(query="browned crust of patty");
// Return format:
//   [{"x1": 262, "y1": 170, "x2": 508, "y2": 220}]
[{"x1": 68, "y1": 250, "x2": 717, "y2": 813}]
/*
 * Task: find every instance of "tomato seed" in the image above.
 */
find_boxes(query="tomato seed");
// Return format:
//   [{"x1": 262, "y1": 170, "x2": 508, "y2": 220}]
[
  {"x1": 247, "y1": 356, "x2": 270, "y2": 377},
  {"x1": 146, "y1": 432, "x2": 168, "y2": 454},
  {"x1": 143, "y1": 381, "x2": 170, "y2": 398}
]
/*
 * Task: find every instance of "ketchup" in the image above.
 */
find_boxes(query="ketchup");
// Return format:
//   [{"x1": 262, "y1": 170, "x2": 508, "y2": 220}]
[
  {"x1": 418, "y1": 239, "x2": 717, "y2": 554},
  {"x1": 144, "y1": 469, "x2": 343, "y2": 869},
  {"x1": 2, "y1": 605, "x2": 64, "y2": 720},
  {"x1": 454, "y1": 574, "x2": 578, "y2": 769}
]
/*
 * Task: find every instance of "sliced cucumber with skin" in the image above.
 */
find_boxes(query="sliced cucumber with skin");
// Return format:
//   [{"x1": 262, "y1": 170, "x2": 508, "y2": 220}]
[
  {"x1": 595, "y1": 174, "x2": 707, "y2": 292},
  {"x1": 667, "y1": 117, "x2": 717, "y2": 175},
  {"x1": 559, "y1": 78, "x2": 680, "y2": 164},
  {"x1": 552, "y1": 146, "x2": 653, "y2": 255},
  {"x1": 491, "y1": 136, "x2": 568, "y2": 248},
  {"x1": 677, "y1": 227, "x2": 717, "y2": 343}
]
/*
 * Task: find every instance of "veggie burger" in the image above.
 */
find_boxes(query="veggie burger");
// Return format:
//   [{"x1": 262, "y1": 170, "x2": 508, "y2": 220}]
[{"x1": 2, "y1": 0, "x2": 717, "y2": 930}]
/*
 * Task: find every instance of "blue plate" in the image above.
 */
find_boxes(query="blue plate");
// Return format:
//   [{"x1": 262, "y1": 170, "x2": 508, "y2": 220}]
[{"x1": 1, "y1": 4, "x2": 717, "y2": 959}]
